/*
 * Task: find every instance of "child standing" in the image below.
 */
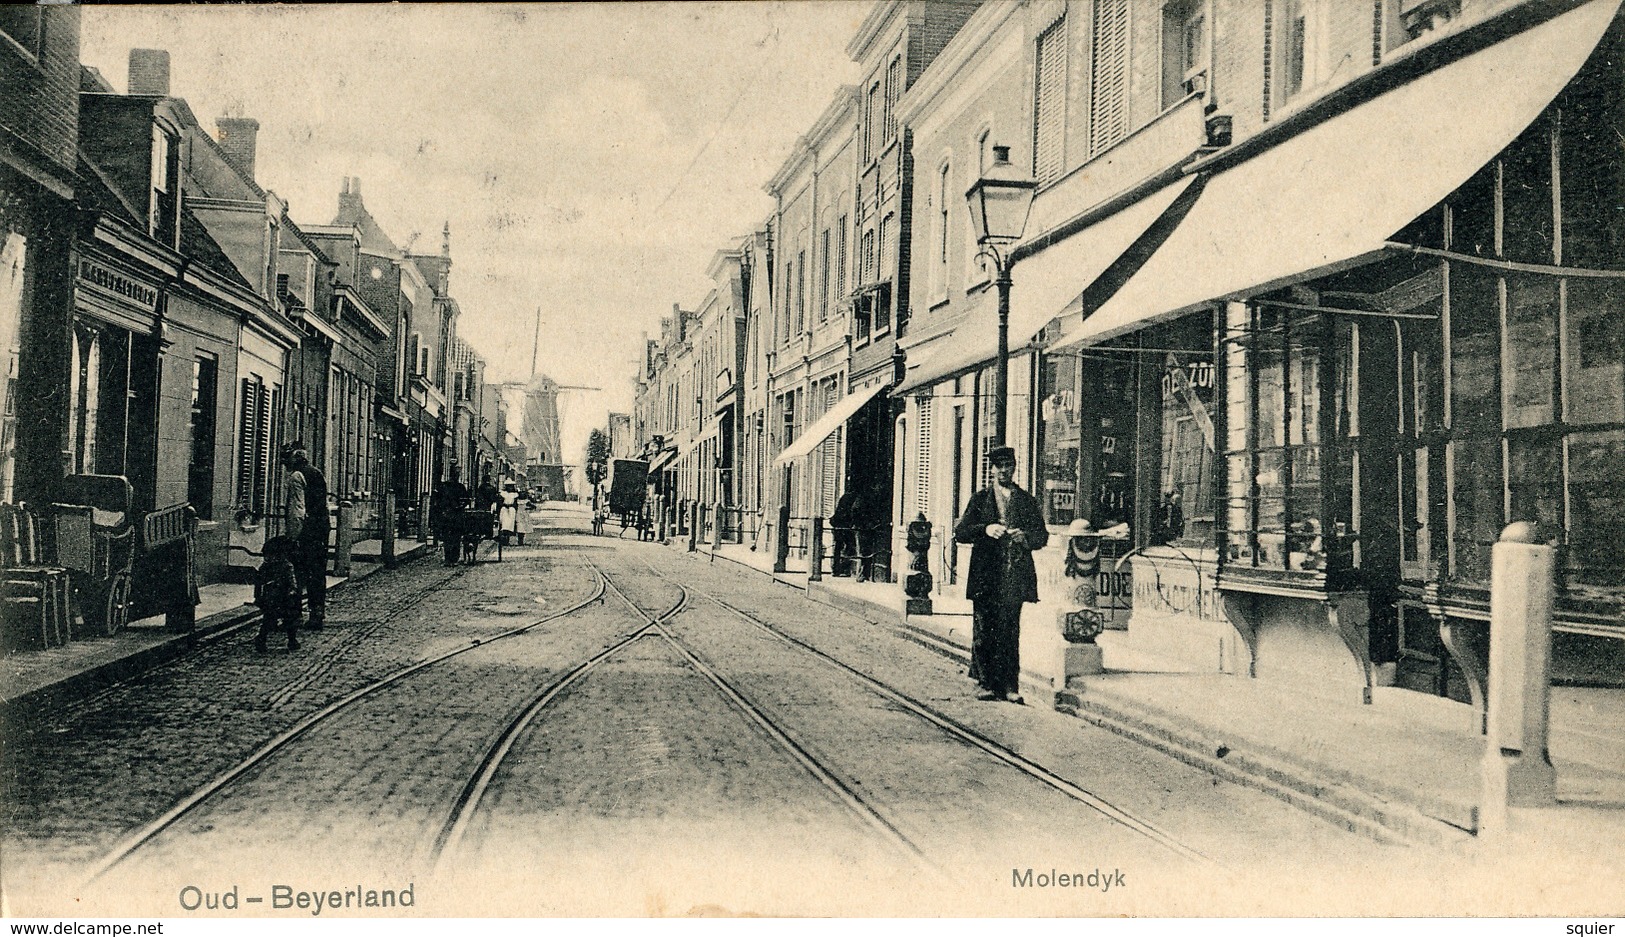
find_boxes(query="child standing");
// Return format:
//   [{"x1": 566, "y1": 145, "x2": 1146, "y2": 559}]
[{"x1": 254, "y1": 535, "x2": 302, "y2": 652}]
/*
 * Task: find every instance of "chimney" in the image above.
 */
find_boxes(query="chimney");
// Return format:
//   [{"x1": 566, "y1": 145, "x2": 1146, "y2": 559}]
[
  {"x1": 216, "y1": 116, "x2": 261, "y2": 180},
  {"x1": 128, "y1": 49, "x2": 170, "y2": 96},
  {"x1": 337, "y1": 176, "x2": 364, "y2": 221}
]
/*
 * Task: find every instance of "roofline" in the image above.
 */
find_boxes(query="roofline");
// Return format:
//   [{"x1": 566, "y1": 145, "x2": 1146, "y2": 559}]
[{"x1": 845, "y1": 0, "x2": 905, "y2": 62}]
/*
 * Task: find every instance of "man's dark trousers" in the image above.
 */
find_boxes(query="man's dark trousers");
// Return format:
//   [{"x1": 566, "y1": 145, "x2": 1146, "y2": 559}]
[
  {"x1": 973, "y1": 597, "x2": 1023, "y2": 697},
  {"x1": 293, "y1": 537, "x2": 326, "y2": 624}
]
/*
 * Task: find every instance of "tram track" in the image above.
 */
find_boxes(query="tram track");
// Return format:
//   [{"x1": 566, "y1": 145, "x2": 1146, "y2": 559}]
[
  {"x1": 432, "y1": 560, "x2": 939, "y2": 879},
  {"x1": 636, "y1": 555, "x2": 1218, "y2": 869},
  {"x1": 78, "y1": 559, "x2": 613, "y2": 887}
]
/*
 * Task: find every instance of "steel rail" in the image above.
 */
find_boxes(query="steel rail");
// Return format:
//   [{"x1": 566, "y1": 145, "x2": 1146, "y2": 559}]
[
  {"x1": 593, "y1": 564, "x2": 940, "y2": 877},
  {"x1": 642, "y1": 559, "x2": 1218, "y2": 868},
  {"x1": 80, "y1": 563, "x2": 611, "y2": 887},
  {"x1": 429, "y1": 568, "x2": 690, "y2": 872}
]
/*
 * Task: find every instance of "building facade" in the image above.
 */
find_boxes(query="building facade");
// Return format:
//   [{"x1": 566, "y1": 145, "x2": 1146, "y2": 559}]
[{"x1": 893, "y1": 0, "x2": 1625, "y2": 708}]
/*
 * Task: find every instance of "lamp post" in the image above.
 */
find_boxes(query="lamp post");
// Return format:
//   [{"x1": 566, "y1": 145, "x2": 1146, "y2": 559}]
[{"x1": 965, "y1": 144, "x2": 1038, "y2": 447}]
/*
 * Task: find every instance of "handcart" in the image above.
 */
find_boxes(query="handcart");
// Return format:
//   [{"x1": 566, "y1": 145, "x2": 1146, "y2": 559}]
[{"x1": 52, "y1": 475, "x2": 136, "y2": 636}]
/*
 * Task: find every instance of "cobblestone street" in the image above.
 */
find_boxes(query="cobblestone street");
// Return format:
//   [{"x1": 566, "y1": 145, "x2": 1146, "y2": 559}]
[{"x1": 2, "y1": 507, "x2": 1481, "y2": 918}]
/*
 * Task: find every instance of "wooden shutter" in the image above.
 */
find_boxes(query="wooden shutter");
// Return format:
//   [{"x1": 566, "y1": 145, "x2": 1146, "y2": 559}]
[
  {"x1": 1033, "y1": 14, "x2": 1068, "y2": 184},
  {"x1": 237, "y1": 377, "x2": 258, "y2": 510},
  {"x1": 1090, "y1": 0, "x2": 1131, "y2": 157},
  {"x1": 820, "y1": 381, "x2": 839, "y2": 512},
  {"x1": 916, "y1": 396, "x2": 932, "y2": 516}
]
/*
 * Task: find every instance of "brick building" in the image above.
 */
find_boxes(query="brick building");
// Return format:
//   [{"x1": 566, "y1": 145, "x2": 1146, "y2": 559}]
[{"x1": 894, "y1": 0, "x2": 1625, "y2": 709}]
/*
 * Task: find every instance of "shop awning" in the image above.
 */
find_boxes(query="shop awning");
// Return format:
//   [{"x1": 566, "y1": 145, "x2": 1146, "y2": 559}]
[
  {"x1": 773, "y1": 382, "x2": 889, "y2": 465},
  {"x1": 894, "y1": 176, "x2": 1200, "y2": 395},
  {"x1": 1055, "y1": 0, "x2": 1619, "y2": 349},
  {"x1": 647, "y1": 447, "x2": 680, "y2": 473}
]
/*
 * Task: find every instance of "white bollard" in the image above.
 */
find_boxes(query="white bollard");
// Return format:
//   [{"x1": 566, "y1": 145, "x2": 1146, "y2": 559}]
[{"x1": 1480, "y1": 521, "x2": 1558, "y2": 832}]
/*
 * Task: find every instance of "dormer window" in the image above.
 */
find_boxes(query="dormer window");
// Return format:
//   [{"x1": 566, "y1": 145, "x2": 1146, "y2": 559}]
[{"x1": 149, "y1": 125, "x2": 179, "y2": 247}]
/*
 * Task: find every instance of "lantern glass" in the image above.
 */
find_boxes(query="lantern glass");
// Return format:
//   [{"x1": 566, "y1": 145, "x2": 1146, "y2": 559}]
[{"x1": 965, "y1": 145, "x2": 1037, "y2": 245}]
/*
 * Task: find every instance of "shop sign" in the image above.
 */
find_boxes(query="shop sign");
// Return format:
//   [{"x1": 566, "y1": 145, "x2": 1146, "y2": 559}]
[
  {"x1": 1128, "y1": 550, "x2": 1228, "y2": 623},
  {"x1": 77, "y1": 259, "x2": 158, "y2": 311}
]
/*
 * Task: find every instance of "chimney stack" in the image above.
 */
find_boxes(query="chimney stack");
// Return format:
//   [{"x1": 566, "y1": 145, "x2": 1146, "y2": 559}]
[
  {"x1": 337, "y1": 176, "x2": 364, "y2": 220},
  {"x1": 128, "y1": 49, "x2": 170, "y2": 96},
  {"x1": 216, "y1": 116, "x2": 261, "y2": 181}
]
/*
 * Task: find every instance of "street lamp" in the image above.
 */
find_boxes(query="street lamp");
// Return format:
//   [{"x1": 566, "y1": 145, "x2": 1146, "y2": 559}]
[{"x1": 965, "y1": 144, "x2": 1038, "y2": 447}]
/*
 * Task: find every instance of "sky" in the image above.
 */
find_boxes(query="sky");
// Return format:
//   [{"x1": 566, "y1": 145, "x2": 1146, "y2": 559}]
[{"x1": 81, "y1": 2, "x2": 869, "y2": 467}]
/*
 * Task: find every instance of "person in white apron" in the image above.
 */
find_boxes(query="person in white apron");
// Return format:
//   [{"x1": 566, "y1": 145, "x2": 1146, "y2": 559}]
[{"x1": 498, "y1": 481, "x2": 531, "y2": 545}]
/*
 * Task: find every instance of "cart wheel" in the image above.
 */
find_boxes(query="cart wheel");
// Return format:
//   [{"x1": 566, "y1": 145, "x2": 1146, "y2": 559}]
[{"x1": 103, "y1": 573, "x2": 132, "y2": 637}]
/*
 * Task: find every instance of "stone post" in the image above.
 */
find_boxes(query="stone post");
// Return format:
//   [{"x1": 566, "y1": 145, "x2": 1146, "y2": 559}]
[
  {"x1": 809, "y1": 516, "x2": 824, "y2": 582},
  {"x1": 687, "y1": 500, "x2": 700, "y2": 552},
  {"x1": 382, "y1": 491, "x2": 397, "y2": 569},
  {"x1": 712, "y1": 502, "x2": 724, "y2": 553},
  {"x1": 903, "y1": 513, "x2": 933, "y2": 616},
  {"x1": 1058, "y1": 520, "x2": 1105, "y2": 680},
  {"x1": 773, "y1": 503, "x2": 791, "y2": 573},
  {"x1": 334, "y1": 500, "x2": 355, "y2": 577},
  {"x1": 1480, "y1": 521, "x2": 1558, "y2": 832}
]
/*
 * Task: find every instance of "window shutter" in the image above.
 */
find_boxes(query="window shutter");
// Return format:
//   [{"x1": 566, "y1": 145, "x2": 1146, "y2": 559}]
[
  {"x1": 1090, "y1": 0, "x2": 1131, "y2": 157},
  {"x1": 1033, "y1": 14, "x2": 1068, "y2": 184},
  {"x1": 820, "y1": 382, "x2": 839, "y2": 512},
  {"x1": 916, "y1": 396, "x2": 932, "y2": 516},
  {"x1": 407, "y1": 333, "x2": 421, "y2": 378},
  {"x1": 237, "y1": 377, "x2": 258, "y2": 510}
]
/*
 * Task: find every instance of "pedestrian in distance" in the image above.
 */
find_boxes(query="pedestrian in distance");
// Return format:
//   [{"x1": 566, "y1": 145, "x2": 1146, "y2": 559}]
[
  {"x1": 829, "y1": 488, "x2": 859, "y2": 577},
  {"x1": 953, "y1": 446, "x2": 1049, "y2": 703},
  {"x1": 474, "y1": 471, "x2": 501, "y2": 513},
  {"x1": 253, "y1": 535, "x2": 301, "y2": 653},
  {"x1": 854, "y1": 482, "x2": 890, "y2": 582},
  {"x1": 430, "y1": 469, "x2": 471, "y2": 566},
  {"x1": 498, "y1": 480, "x2": 530, "y2": 546},
  {"x1": 280, "y1": 441, "x2": 330, "y2": 629}
]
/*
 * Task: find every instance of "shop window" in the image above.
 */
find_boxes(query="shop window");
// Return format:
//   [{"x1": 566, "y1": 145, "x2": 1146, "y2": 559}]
[
  {"x1": 188, "y1": 353, "x2": 218, "y2": 519},
  {"x1": 1221, "y1": 304, "x2": 1345, "y2": 581},
  {"x1": 1038, "y1": 351, "x2": 1082, "y2": 526},
  {"x1": 1501, "y1": 123, "x2": 1555, "y2": 265},
  {"x1": 0, "y1": 234, "x2": 23, "y2": 502},
  {"x1": 68, "y1": 325, "x2": 102, "y2": 476},
  {"x1": 1160, "y1": 350, "x2": 1216, "y2": 542}
]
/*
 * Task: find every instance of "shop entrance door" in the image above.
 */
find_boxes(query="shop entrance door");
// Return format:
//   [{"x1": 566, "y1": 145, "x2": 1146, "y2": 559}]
[{"x1": 1334, "y1": 265, "x2": 1445, "y2": 677}]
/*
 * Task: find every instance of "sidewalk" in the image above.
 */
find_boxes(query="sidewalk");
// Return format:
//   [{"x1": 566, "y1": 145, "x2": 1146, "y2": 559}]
[
  {"x1": 1, "y1": 540, "x2": 431, "y2": 723},
  {"x1": 678, "y1": 534, "x2": 1625, "y2": 853}
]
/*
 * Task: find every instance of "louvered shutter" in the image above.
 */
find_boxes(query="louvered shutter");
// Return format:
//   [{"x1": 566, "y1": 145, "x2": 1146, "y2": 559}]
[
  {"x1": 1090, "y1": 0, "x2": 1130, "y2": 157},
  {"x1": 915, "y1": 396, "x2": 932, "y2": 516},
  {"x1": 1033, "y1": 14, "x2": 1068, "y2": 184},
  {"x1": 820, "y1": 382, "x2": 839, "y2": 512},
  {"x1": 237, "y1": 377, "x2": 258, "y2": 510}
]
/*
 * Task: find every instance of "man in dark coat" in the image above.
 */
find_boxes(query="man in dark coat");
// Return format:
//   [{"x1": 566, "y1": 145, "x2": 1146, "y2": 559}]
[
  {"x1": 953, "y1": 446, "x2": 1048, "y2": 703},
  {"x1": 280, "y1": 441, "x2": 331, "y2": 629},
  {"x1": 829, "y1": 488, "x2": 859, "y2": 577},
  {"x1": 430, "y1": 469, "x2": 471, "y2": 566}
]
